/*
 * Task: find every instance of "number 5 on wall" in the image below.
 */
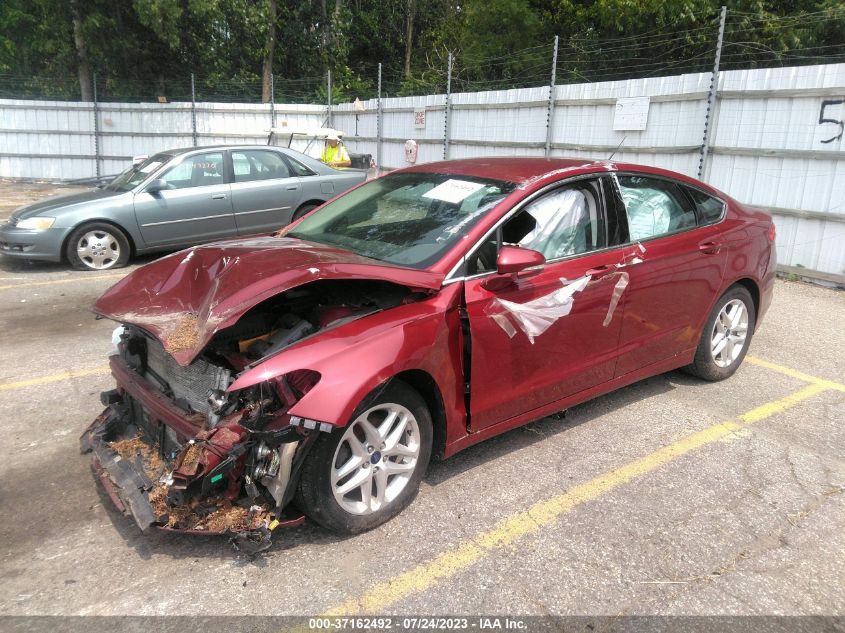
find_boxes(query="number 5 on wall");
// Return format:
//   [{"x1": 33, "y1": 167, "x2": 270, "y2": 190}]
[{"x1": 819, "y1": 99, "x2": 844, "y2": 144}]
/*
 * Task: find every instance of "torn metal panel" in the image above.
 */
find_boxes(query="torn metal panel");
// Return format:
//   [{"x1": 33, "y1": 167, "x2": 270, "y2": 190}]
[
  {"x1": 93, "y1": 237, "x2": 444, "y2": 366},
  {"x1": 487, "y1": 275, "x2": 591, "y2": 343}
]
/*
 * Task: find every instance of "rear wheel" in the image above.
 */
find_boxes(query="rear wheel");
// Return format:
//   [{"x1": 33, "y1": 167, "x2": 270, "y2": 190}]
[
  {"x1": 685, "y1": 285, "x2": 755, "y2": 381},
  {"x1": 291, "y1": 203, "x2": 319, "y2": 222},
  {"x1": 66, "y1": 222, "x2": 131, "y2": 270},
  {"x1": 296, "y1": 380, "x2": 433, "y2": 534}
]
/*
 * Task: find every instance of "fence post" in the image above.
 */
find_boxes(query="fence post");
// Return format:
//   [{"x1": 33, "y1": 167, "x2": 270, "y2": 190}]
[
  {"x1": 377, "y1": 63, "x2": 383, "y2": 171},
  {"x1": 190, "y1": 73, "x2": 198, "y2": 147},
  {"x1": 698, "y1": 5, "x2": 727, "y2": 180},
  {"x1": 270, "y1": 73, "x2": 276, "y2": 130},
  {"x1": 444, "y1": 52, "x2": 453, "y2": 160},
  {"x1": 545, "y1": 35, "x2": 559, "y2": 157},
  {"x1": 326, "y1": 69, "x2": 332, "y2": 127},
  {"x1": 92, "y1": 72, "x2": 101, "y2": 178}
]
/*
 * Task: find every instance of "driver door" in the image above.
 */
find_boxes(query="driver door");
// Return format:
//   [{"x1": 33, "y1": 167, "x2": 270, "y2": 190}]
[
  {"x1": 464, "y1": 177, "x2": 629, "y2": 431},
  {"x1": 133, "y1": 151, "x2": 236, "y2": 247}
]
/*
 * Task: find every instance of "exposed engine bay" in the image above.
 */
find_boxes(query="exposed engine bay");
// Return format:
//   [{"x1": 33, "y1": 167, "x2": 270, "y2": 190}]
[{"x1": 81, "y1": 279, "x2": 423, "y2": 552}]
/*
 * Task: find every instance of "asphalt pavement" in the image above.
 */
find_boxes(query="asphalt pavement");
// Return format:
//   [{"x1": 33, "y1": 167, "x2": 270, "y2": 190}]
[{"x1": 0, "y1": 251, "x2": 842, "y2": 626}]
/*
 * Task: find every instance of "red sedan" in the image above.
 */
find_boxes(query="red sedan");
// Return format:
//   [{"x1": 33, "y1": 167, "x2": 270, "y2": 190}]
[{"x1": 82, "y1": 158, "x2": 776, "y2": 549}]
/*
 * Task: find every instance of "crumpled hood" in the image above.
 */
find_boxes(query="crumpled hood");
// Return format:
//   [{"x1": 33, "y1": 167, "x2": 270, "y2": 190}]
[
  {"x1": 94, "y1": 236, "x2": 444, "y2": 366},
  {"x1": 11, "y1": 188, "x2": 123, "y2": 220}
]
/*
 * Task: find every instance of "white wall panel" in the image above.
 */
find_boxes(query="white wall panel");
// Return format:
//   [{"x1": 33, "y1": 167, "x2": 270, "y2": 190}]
[{"x1": 1, "y1": 63, "x2": 843, "y2": 275}]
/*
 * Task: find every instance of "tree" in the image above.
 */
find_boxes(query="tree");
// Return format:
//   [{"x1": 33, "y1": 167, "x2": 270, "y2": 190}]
[
  {"x1": 69, "y1": 0, "x2": 92, "y2": 101},
  {"x1": 262, "y1": 0, "x2": 277, "y2": 102}
]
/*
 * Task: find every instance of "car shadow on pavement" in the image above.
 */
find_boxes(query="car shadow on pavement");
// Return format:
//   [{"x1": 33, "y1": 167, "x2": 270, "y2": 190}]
[
  {"x1": 424, "y1": 371, "x2": 685, "y2": 488},
  {"x1": 90, "y1": 371, "x2": 695, "y2": 563},
  {"x1": 0, "y1": 253, "x2": 163, "y2": 276}
]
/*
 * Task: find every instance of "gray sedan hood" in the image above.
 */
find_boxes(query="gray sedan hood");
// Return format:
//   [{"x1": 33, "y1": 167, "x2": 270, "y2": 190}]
[{"x1": 11, "y1": 188, "x2": 124, "y2": 220}]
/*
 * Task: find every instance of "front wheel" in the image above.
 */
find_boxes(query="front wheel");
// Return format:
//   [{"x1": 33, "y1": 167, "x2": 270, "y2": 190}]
[
  {"x1": 296, "y1": 380, "x2": 433, "y2": 534},
  {"x1": 66, "y1": 222, "x2": 131, "y2": 270},
  {"x1": 685, "y1": 285, "x2": 756, "y2": 381}
]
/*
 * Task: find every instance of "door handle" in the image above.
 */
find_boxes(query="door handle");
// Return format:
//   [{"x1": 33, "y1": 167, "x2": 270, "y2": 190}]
[
  {"x1": 699, "y1": 241, "x2": 722, "y2": 255},
  {"x1": 585, "y1": 265, "x2": 613, "y2": 278},
  {"x1": 286, "y1": 185, "x2": 299, "y2": 191},
  {"x1": 211, "y1": 193, "x2": 227, "y2": 200}
]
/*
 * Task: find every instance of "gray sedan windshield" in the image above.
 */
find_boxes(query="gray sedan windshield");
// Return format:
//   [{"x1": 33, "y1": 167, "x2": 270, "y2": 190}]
[
  {"x1": 106, "y1": 153, "x2": 171, "y2": 192},
  {"x1": 286, "y1": 173, "x2": 514, "y2": 269}
]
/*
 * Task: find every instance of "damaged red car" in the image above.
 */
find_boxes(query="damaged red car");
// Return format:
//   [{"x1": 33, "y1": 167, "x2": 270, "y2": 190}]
[{"x1": 81, "y1": 157, "x2": 776, "y2": 549}]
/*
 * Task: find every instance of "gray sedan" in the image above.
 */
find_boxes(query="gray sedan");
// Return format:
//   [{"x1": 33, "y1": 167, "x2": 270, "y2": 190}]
[{"x1": 0, "y1": 145, "x2": 366, "y2": 270}]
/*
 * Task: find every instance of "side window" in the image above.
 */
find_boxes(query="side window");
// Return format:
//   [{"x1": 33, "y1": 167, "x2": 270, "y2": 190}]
[
  {"x1": 617, "y1": 175, "x2": 697, "y2": 241},
  {"x1": 685, "y1": 186, "x2": 726, "y2": 225},
  {"x1": 504, "y1": 183, "x2": 605, "y2": 260},
  {"x1": 160, "y1": 152, "x2": 224, "y2": 189},
  {"x1": 466, "y1": 181, "x2": 605, "y2": 276},
  {"x1": 231, "y1": 150, "x2": 291, "y2": 183},
  {"x1": 284, "y1": 155, "x2": 317, "y2": 177}
]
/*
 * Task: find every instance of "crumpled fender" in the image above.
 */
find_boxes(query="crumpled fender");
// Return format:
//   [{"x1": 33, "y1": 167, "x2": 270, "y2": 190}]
[{"x1": 227, "y1": 284, "x2": 465, "y2": 434}]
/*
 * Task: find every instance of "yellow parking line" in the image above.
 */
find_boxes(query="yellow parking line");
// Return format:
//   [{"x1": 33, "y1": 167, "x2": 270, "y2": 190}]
[
  {"x1": 323, "y1": 382, "x2": 828, "y2": 616},
  {"x1": 0, "y1": 365, "x2": 111, "y2": 391},
  {"x1": 0, "y1": 273, "x2": 126, "y2": 291},
  {"x1": 746, "y1": 355, "x2": 845, "y2": 392}
]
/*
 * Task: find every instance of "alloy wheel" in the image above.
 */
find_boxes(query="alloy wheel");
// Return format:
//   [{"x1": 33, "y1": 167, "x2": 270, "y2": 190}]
[
  {"x1": 710, "y1": 298, "x2": 749, "y2": 368},
  {"x1": 331, "y1": 403, "x2": 421, "y2": 515}
]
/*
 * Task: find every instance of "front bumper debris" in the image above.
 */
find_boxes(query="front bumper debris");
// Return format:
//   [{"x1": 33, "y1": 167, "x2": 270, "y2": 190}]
[{"x1": 80, "y1": 357, "x2": 307, "y2": 550}]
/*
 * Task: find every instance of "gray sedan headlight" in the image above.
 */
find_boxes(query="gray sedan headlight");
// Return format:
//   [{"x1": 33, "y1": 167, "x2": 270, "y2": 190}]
[{"x1": 16, "y1": 217, "x2": 56, "y2": 230}]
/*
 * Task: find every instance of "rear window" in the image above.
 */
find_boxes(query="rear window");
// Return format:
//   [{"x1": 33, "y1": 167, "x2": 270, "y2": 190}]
[{"x1": 685, "y1": 187, "x2": 726, "y2": 225}]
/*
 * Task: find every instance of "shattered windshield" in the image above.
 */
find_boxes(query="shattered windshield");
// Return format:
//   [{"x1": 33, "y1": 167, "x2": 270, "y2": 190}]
[
  {"x1": 105, "y1": 153, "x2": 171, "y2": 191},
  {"x1": 286, "y1": 172, "x2": 515, "y2": 269}
]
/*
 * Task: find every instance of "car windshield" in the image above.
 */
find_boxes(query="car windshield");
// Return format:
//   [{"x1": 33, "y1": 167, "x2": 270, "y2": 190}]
[
  {"x1": 286, "y1": 172, "x2": 514, "y2": 269},
  {"x1": 105, "y1": 153, "x2": 171, "y2": 191}
]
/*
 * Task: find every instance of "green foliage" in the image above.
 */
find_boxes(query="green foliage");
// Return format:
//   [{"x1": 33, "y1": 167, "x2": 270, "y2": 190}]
[{"x1": 0, "y1": 0, "x2": 842, "y2": 101}]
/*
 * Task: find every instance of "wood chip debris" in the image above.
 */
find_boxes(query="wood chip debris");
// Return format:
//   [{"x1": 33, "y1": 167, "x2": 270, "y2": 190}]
[
  {"x1": 148, "y1": 484, "x2": 270, "y2": 532},
  {"x1": 164, "y1": 313, "x2": 201, "y2": 353},
  {"x1": 109, "y1": 435, "x2": 164, "y2": 479}
]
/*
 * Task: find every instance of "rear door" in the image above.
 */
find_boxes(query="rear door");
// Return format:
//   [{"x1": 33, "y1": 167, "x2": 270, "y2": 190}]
[
  {"x1": 463, "y1": 176, "x2": 630, "y2": 431},
  {"x1": 133, "y1": 151, "x2": 235, "y2": 247},
  {"x1": 610, "y1": 173, "x2": 729, "y2": 377},
  {"x1": 229, "y1": 149, "x2": 303, "y2": 235}
]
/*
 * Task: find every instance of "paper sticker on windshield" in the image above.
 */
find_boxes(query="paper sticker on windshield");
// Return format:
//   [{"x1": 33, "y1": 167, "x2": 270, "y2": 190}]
[
  {"x1": 140, "y1": 161, "x2": 163, "y2": 173},
  {"x1": 422, "y1": 179, "x2": 486, "y2": 204}
]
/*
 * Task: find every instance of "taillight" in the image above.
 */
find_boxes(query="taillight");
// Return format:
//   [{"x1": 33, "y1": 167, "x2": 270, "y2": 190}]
[{"x1": 767, "y1": 222, "x2": 776, "y2": 243}]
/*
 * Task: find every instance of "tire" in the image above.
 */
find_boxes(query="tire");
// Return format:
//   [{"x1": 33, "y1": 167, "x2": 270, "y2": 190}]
[
  {"x1": 685, "y1": 285, "x2": 756, "y2": 381},
  {"x1": 296, "y1": 380, "x2": 433, "y2": 534},
  {"x1": 291, "y1": 203, "x2": 319, "y2": 222},
  {"x1": 66, "y1": 222, "x2": 131, "y2": 270}
]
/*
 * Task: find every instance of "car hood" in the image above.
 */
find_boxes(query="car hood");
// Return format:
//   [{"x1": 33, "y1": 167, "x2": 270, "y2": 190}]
[
  {"x1": 11, "y1": 188, "x2": 124, "y2": 220},
  {"x1": 94, "y1": 236, "x2": 444, "y2": 366}
]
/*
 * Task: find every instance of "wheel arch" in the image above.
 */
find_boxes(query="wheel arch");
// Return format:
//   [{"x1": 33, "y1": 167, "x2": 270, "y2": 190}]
[
  {"x1": 61, "y1": 219, "x2": 136, "y2": 263},
  {"x1": 297, "y1": 199, "x2": 326, "y2": 212},
  {"x1": 727, "y1": 277, "x2": 760, "y2": 326},
  {"x1": 392, "y1": 370, "x2": 447, "y2": 461}
]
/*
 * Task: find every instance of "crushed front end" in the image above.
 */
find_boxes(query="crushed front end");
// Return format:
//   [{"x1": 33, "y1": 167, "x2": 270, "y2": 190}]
[
  {"x1": 81, "y1": 326, "x2": 320, "y2": 552},
  {"x1": 81, "y1": 274, "x2": 429, "y2": 551}
]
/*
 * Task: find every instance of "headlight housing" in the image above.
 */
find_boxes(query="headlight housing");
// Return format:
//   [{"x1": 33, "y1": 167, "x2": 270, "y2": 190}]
[{"x1": 16, "y1": 217, "x2": 56, "y2": 230}]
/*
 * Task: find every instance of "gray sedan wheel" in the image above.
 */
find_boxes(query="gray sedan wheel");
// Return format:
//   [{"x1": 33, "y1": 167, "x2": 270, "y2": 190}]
[{"x1": 66, "y1": 222, "x2": 131, "y2": 271}]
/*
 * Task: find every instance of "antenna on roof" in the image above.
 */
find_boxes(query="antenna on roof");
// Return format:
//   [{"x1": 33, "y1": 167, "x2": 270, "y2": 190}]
[{"x1": 608, "y1": 135, "x2": 627, "y2": 161}]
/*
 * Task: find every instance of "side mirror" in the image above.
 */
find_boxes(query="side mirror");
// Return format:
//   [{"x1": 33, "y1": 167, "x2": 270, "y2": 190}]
[
  {"x1": 145, "y1": 179, "x2": 168, "y2": 194},
  {"x1": 496, "y1": 245, "x2": 545, "y2": 275}
]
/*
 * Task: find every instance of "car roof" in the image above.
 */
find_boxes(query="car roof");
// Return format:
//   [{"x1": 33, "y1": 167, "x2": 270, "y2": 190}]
[
  {"x1": 158, "y1": 145, "x2": 294, "y2": 156},
  {"x1": 397, "y1": 156, "x2": 721, "y2": 195},
  {"x1": 399, "y1": 157, "x2": 600, "y2": 184}
]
